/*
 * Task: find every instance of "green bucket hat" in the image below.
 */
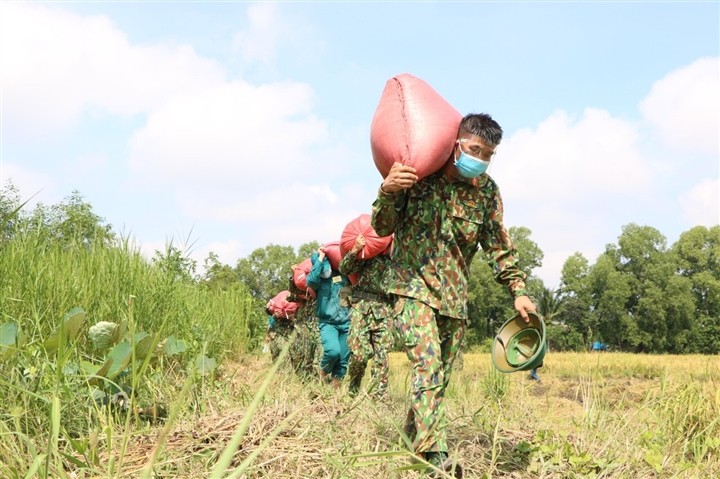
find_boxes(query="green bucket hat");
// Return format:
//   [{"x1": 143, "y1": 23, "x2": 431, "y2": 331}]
[{"x1": 491, "y1": 311, "x2": 547, "y2": 373}]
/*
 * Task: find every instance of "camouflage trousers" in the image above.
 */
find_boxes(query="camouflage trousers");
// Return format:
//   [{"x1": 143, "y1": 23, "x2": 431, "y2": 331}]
[
  {"x1": 268, "y1": 322, "x2": 295, "y2": 363},
  {"x1": 288, "y1": 319, "x2": 321, "y2": 381},
  {"x1": 394, "y1": 296, "x2": 465, "y2": 454},
  {"x1": 347, "y1": 308, "x2": 391, "y2": 400}
]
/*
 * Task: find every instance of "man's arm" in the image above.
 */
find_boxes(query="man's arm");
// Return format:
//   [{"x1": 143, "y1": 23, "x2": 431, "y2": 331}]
[
  {"x1": 339, "y1": 235, "x2": 365, "y2": 276},
  {"x1": 479, "y1": 190, "x2": 536, "y2": 320},
  {"x1": 371, "y1": 162, "x2": 417, "y2": 236},
  {"x1": 306, "y1": 249, "x2": 326, "y2": 290}
]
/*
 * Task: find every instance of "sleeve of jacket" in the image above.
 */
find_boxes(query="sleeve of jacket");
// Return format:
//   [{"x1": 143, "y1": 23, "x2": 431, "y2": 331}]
[
  {"x1": 306, "y1": 258, "x2": 325, "y2": 291},
  {"x1": 339, "y1": 251, "x2": 362, "y2": 276},
  {"x1": 371, "y1": 186, "x2": 407, "y2": 237},
  {"x1": 478, "y1": 189, "x2": 528, "y2": 299}
]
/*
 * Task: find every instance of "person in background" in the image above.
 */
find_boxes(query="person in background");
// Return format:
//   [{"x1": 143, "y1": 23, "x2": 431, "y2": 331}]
[
  {"x1": 339, "y1": 234, "x2": 394, "y2": 401},
  {"x1": 286, "y1": 272, "x2": 319, "y2": 381},
  {"x1": 306, "y1": 246, "x2": 352, "y2": 390},
  {"x1": 372, "y1": 113, "x2": 537, "y2": 477},
  {"x1": 287, "y1": 294, "x2": 321, "y2": 382},
  {"x1": 264, "y1": 307, "x2": 295, "y2": 364}
]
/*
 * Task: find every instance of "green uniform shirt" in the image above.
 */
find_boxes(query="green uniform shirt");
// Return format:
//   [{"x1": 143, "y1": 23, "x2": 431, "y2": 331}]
[
  {"x1": 339, "y1": 251, "x2": 394, "y2": 319},
  {"x1": 371, "y1": 170, "x2": 527, "y2": 320}
]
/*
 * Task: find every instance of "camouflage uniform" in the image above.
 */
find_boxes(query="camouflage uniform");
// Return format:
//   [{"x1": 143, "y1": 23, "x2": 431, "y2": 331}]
[
  {"x1": 339, "y1": 251, "x2": 394, "y2": 400},
  {"x1": 267, "y1": 315, "x2": 295, "y2": 363},
  {"x1": 289, "y1": 299, "x2": 322, "y2": 380},
  {"x1": 286, "y1": 283, "x2": 321, "y2": 381},
  {"x1": 372, "y1": 170, "x2": 527, "y2": 454}
]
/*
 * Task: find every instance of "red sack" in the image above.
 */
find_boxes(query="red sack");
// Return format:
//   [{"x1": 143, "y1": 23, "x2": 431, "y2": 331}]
[
  {"x1": 266, "y1": 290, "x2": 299, "y2": 320},
  {"x1": 292, "y1": 258, "x2": 316, "y2": 298},
  {"x1": 371, "y1": 73, "x2": 462, "y2": 180},
  {"x1": 323, "y1": 241, "x2": 342, "y2": 271},
  {"x1": 340, "y1": 214, "x2": 393, "y2": 260}
]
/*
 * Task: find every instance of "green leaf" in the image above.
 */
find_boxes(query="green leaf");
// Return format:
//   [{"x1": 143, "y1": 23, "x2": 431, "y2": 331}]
[
  {"x1": 0, "y1": 322, "x2": 20, "y2": 361},
  {"x1": 106, "y1": 342, "x2": 132, "y2": 379},
  {"x1": 81, "y1": 359, "x2": 114, "y2": 385},
  {"x1": 193, "y1": 355, "x2": 216, "y2": 376},
  {"x1": 24, "y1": 453, "x2": 47, "y2": 479},
  {"x1": 164, "y1": 335, "x2": 187, "y2": 356},
  {"x1": 43, "y1": 307, "x2": 86, "y2": 353},
  {"x1": 134, "y1": 332, "x2": 157, "y2": 360},
  {"x1": 113, "y1": 319, "x2": 127, "y2": 344},
  {"x1": 643, "y1": 450, "x2": 664, "y2": 474}
]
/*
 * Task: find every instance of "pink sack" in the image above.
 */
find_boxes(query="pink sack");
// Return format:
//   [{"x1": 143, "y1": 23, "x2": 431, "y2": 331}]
[
  {"x1": 323, "y1": 241, "x2": 342, "y2": 271},
  {"x1": 340, "y1": 214, "x2": 393, "y2": 259},
  {"x1": 266, "y1": 290, "x2": 299, "y2": 320},
  {"x1": 292, "y1": 258, "x2": 316, "y2": 298},
  {"x1": 371, "y1": 73, "x2": 462, "y2": 180}
]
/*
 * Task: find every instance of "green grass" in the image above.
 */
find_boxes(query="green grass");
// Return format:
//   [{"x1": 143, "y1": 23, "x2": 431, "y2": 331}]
[
  {"x1": 0, "y1": 231, "x2": 253, "y2": 478},
  {"x1": 1, "y1": 230, "x2": 719, "y2": 478}
]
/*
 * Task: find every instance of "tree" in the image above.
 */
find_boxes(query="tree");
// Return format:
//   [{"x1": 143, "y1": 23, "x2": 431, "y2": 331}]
[
  {"x1": 557, "y1": 253, "x2": 594, "y2": 346},
  {"x1": 508, "y1": 226, "x2": 543, "y2": 277},
  {"x1": 587, "y1": 253, "x2": 635, "y2": 349},
  {"x1": 24, "y1": 191, "x2": 115, "y2": 247},
  {"x1": 672, "y1": 226, "x2": 720, "y2": 353},
  {"x1": 201, "y1": 252, "x2": 239, "y2": 291},
  {"x1": 0, "y1": 181, "x2": 22, "y2": 242},
  {"x1": 152, "y1": 243, "x2": 197, "y2": 283}
]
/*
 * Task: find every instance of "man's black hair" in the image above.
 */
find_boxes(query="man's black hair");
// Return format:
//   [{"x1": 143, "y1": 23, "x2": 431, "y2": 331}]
[{"x1": 459, "y1": 113, "x2": 503, "y2": 146}]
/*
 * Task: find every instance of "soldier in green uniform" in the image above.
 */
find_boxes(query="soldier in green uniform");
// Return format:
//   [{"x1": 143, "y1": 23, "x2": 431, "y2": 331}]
[
  {"x1": 289, "y1": 297, "x2": 321, "y2": 380},
  {"x1": 286, "y1": 278, "x2": 321, "y2": 382},
  {"x1": 372, "y1": 113, "x2": 537, "y2": 477},
  {"x1": 265, "y1": 310, "x2": 295, "y2": 364},
  {"x1": 339, "y1": 234, "x2": 394, "y2": 401}
]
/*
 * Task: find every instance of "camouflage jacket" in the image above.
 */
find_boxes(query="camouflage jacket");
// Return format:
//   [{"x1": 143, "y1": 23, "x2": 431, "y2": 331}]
[
  {"x1": 338, "y1": 251, "x2": 394, "y2": 319},
  {"x1": 371, "y1": 170, "x2": 527, "y2": 320}
]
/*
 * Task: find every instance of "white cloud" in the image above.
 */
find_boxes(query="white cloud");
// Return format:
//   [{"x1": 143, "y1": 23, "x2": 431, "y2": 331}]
[
  {"x1": 127, "y1": 80, "x2": 328, "y2": 185},
  {"x1": 492, "y1": 108, "x2": 658, "y2": 288},
  {"x1": 495, "y1": 108, "x2": 650, "y2": 202},
  {"x1": 640, "y1": 57, "x2": 720, "y2": 155},
  {"x1": 230, "y1": 3, "x2": 322, "y2": 68},
  {"x1": 231, "y1": 3, "x2": 282, "y2": 65},
  {"x1": 0, "y1": 3, "x2": 225, "y2": 135},
  {"x1": 679, "y1": 178, "x2": 720, "y2": 227}
]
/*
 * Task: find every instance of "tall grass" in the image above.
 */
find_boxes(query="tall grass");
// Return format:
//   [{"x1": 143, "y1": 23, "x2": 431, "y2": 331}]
[{"x1": 0, "y1": 229, "x2": 253, "y2": 478}]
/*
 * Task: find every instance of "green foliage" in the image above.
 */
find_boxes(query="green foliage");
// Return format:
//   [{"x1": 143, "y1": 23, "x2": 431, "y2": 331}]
[
  {"x1": 152, "y1": 241, "x2": 197, "y2": 283},
  {"x1": 23, "y1": 191, "x2": 116, "y2": 248},
  {"x1": 546, "y1": 323, "x2": 585, "y2": 351}
]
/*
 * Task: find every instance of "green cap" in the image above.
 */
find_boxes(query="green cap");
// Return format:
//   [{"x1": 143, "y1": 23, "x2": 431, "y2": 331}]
[{"x1": 491, "y1": 311, "x2": 546, "y2": 373}]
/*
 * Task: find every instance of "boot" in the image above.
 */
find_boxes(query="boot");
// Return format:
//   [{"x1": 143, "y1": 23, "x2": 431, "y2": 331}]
[{"x1": 424, "y1": 451, "x2": 463, "y2": 478}]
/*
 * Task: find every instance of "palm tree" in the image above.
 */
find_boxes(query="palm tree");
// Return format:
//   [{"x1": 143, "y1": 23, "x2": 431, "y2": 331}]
[{"x1": 536, "y1": 287, "x2": 563, "y2": 324}]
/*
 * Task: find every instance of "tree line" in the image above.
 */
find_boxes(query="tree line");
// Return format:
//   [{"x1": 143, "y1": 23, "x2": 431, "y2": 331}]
[{"x1": 2, "y1": 181, "x2": 718, "y2": 354}]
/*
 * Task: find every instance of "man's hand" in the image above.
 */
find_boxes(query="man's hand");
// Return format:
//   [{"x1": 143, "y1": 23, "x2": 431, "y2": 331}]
[
  {"x1": 351, "y1": 234, "x2": 366, "y2": 254},
  {"x1": 514, "y1": 295, "x2": 536, "y2": 323},
  {"x1": 381, "y1": 162, "x2": 418, "y2": 193},
  {"x1": 317, "y1": 247, "x2": 326, "y2": 262}
]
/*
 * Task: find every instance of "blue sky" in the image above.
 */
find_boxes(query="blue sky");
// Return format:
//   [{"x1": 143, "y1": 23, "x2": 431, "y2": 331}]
[{"x1": 1, "y1": 1, "x2": 718, "y2": 289}]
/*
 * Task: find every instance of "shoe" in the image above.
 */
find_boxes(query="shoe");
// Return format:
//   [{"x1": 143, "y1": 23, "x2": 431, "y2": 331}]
[{"x1": 425, "y1": 452, "x2": 463, "y2": 478}]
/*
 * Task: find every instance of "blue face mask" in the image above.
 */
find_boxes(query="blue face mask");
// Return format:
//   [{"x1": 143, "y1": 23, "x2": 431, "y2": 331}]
[{"x1": 454, "y1": 149, "x2": 491, "y2": 178}]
